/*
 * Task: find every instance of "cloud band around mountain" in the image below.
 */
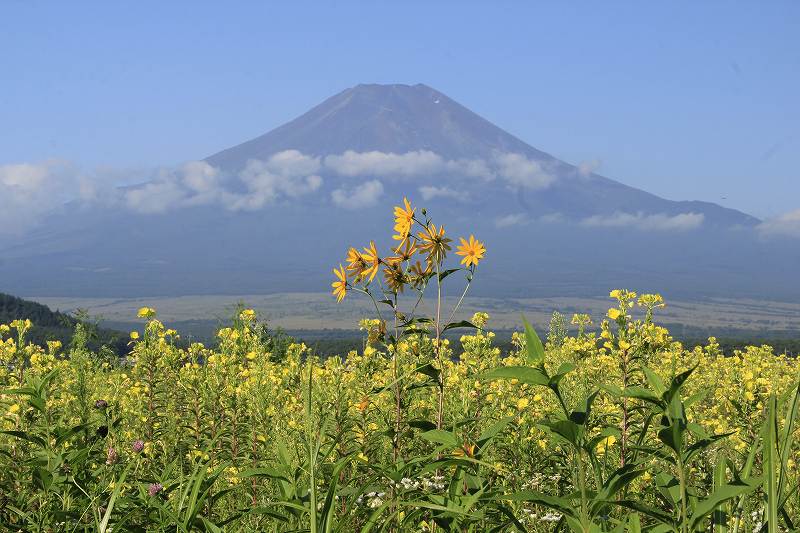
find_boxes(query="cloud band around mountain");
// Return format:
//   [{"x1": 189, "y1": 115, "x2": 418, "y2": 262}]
[
  {"x1": 757, "y1": 209, "x2": 800, "y2": 238},
  {"x1": 580, "y1": 211, "x2": 705, "y2": 231}
]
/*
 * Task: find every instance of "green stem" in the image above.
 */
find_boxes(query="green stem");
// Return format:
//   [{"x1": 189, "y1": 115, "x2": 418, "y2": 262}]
[{"x1": 677, "y1": 454, "x2": 688, "y2": 533}]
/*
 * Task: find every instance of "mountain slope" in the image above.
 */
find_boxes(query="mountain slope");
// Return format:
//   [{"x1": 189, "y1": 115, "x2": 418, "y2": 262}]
[
  {"x1": 206, "y1": 83, "x2": 757, "y2": 227},
  {"x1": 2, "y1": 83, "x2": 795, "y2": 301}
]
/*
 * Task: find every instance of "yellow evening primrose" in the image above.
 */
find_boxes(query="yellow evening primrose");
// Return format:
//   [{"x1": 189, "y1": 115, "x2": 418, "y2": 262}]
[
  {"x1": 331, "y1": 264, "x2": 348, "y2": 302},
  {"x1": 455, "y1": 235, "x2": 486, "y2": 268},
  {"x1": 137, "y1": 307, "x2": 156, "y2": 319},
  {"x1": 607, "y1": 308, "x2": 622, "y2": 320}
]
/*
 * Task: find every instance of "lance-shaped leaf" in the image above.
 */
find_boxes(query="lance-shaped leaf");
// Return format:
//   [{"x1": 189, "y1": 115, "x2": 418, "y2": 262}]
[
  {"x1": 689, "y1": 479, "x2": 760, "y2": 531},
  {"x1": 504, "y1": 491, "x2": 577, "y2": 519},
  {"x1": 480, "y1": 366, "x2": 550, "y2": 387},
  {"x1": 522, "y1": 315, "x2": 545, "y2": 367},
  {"x1": 442, "y1": 320, "x2": 477, "y2": 333},
  {"x1": 420, "y1": 429, "x2": 461, "y2": 448}
]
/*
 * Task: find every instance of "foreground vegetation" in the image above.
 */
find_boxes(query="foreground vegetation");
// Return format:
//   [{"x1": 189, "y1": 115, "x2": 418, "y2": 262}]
[{"x1": 2, "y1": 198, "x2": 799, "y2": 531}]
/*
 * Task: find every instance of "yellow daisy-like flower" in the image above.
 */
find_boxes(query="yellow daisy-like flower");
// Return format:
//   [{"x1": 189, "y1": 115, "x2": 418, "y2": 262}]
[
  {"x1": 409, "y1": 260, "x2": 431, "y2": 287},
  {"x1": 345, "y1": 246, "x2": 368, "y2": 281},
  {"x1": 607, "y1": 308, "x2": 622, "y2": 320},
  {"x1": 360, "y1": 241, "x2": 381, "y2": 283},
  {"x1": 331, "y1": 264, "x2": 348, "y2": 302},
  {"x1": 382, "y1": 263, "x2": 406, "y2": 294},
  {"x1": 386, "y1": 239, "x2": 417, "y2": 266},
  {"x1": 455, "y1": 235, "x2": 486, "y2": 268},
  {"x1": 417, "y1": 223, "x2": 452, "y2": 265},
  {"x1": 393, "y1": 197, "x2": 415, "y2": 242}
]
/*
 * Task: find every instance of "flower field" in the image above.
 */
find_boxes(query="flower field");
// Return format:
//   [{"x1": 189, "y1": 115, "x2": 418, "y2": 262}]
[{"x1": 1, "y1": 198, "x2": 799, "y2": 532}]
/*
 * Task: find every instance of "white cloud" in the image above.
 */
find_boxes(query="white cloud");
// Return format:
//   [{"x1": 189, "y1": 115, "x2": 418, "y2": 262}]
[
  {"x1": 264, "y1": 149, "x2": 321, "y2": 177},
  {"x1": 492, "y1": 152, "x2": 555, "y2": 190},
  {"x1": 181, "y1": 160, "x2": 220, "y2": 194},
  {"x1": 757, "y1": 209, "x2": 800, "y2": 238},
  {"x1": 331, "y1": 180, "x2": 384, "y2": 209},
  {"x1": 577, "y1": 159, "x2": 601, "y2": 177},
  {"x1": 0, "y1": 160, "x2": 83, "y2": 234},
  {"x1": 581, "y1": 212, "x2": 705, "y2": 231},
  {"x1": 124, "y1": 161, "x2": 222, "y2": 213},
  {"x1": 0, "y1": 149, "x2": 560, "y2": 229},
  {"x1": 445, "y1": 158, "x2": 493, "y2": 179},
  {"x1": 495, "y1": 213, "x2": 530, "y2": 228},
  {"x1": 222, "y1": 158, "x2": 322, "y2": 211},
  {"x1": 419, "y1": 185, "x2": 469, "y2": 202},
  {"x1": 122, "y1": 152, "x2": 323, "y2": 214},
  {"x1": 325, "y1": 150, "x2": 443, "y2": 177},
  {"x1": 323, "y1": 149, "x2": 556, "y2": 191},
  {"x1": 124, "y1": 179, "x2": 188, "y2": 214}
]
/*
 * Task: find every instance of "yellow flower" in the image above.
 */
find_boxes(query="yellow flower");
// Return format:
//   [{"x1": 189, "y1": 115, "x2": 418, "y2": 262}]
[
  {"x1": 517, "y1": 397, "x2": 530, "y2": 410},
  {"x1": 386, "y1": 239, "x2": 417, "y2": 265},
  {"x1": 393, "y1": 197, "x2": 415, "y2": 242},
  {"x1": 417, "y1": 223, "x2": 452, "y2": 265},
  {"x1": 455, "y1": 235, "x2": 486, "y2": 268},
  {"x1": 331, "y1": 264, "x2": 348, "y2": 302},
  {"x1": 382, "y1": 264, "x2": 406, "y2": 294},
  {"x1": 360, "y1": 241, "x2": 381, "y2": 283},
  {"x1": 609, "y1": 289, "x2": 622, "y2": 299},
  {"x1": 618, "y1": 340, "x2": 631, "y2": 350},
  {"x1": 130, "y1": 331, "x2": 140, "y2": 340},
  {"x1": 345, "y1": 247, "x2": 368, "y2": 281},
  {"x1": 607, "y1": 308, "x2": 622, "y2": 320},
  {"x1": 137, "y1": 307, "x2": 156, "y2": 319},
  {"x1": 409, "y1": 260, "x2": 431, "y2": 287},
  {"x1": 596, "y1": 435, "x2": 617, "y2": 455}
]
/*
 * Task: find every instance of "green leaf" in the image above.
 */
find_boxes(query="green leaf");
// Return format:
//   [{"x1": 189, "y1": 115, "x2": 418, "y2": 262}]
[
  {"x1": 415, "y1": 363, "x2": 440, "y2": 381},
  {"x1": 689, "y1": 480, "x2": 759, "y2": 531},
  {"x1": 409, "y1": 419, "x2": 437, "y2": 432},
  {"x1": 612, "y1": 500, "x2": 675, "y2": 527},
  {"x1": 438, "y1": 268, "x2": 461, "y2": 282},
  {"x1": 540, "y1": 419, "x2": 582, "y2": 446},
  {"x1": 480, "y1": 366, "x2": 549, "y2": 387},
  {"x1": 570, "y1": 390, "x2": 599, "y2": 426},
  {"x1": 420, "y1": 429, "x2": 460, "y2": 448},
  {"x1": 522, "y1": 315, "x2": 545, "y2": 367},
  {"x1": 713, "y1": 454, "x2": 729, "y2": 533},
  {"x1": 763, "y1": 393, "x2": 778, "y2": 533},
  {"x1": 504, "y1": 491, "x2": 577, "y2": 519},
  {"x1": 1, "y1": 430, "x2": 46, "y2": 447},
  {"x1": 477, "y1": 416, "x2": 513, "y2": 447},
  {"x1": 663, "y1": 365, "x2": 696, "y2": 405},
  {"x1": 592, "y1": 464, "x2": 646, "y2": 511},
  {"x1": 621, "y1": 386, "x2": 663, "y2": 406},
  {"x1": 442, "y1": 320, "x2": 477, "y2": 333},
  {"x1": 239, "y1": 467, "x2": 290, "y2": 483}
]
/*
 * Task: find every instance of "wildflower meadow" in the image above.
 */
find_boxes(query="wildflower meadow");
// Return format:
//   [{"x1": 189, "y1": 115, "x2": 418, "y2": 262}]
[{"x1": 1, "y1": 198, "x2": 799, "y2": 532}]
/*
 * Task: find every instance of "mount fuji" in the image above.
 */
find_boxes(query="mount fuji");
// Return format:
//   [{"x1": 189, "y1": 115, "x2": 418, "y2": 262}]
[{"x1": 1, "y1": 83, "x2": 796, "y2": 301}]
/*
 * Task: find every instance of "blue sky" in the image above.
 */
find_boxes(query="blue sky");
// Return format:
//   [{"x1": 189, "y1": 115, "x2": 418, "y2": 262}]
[{"x1": 1, "y1": 1, "x2": 798, "y2": 218}]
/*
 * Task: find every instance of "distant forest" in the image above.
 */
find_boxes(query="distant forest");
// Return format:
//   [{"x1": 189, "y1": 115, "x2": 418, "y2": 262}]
[
  {"x1": 2, "y1": 293, "x2": 798, "y2": 359},
  {"x1": 0, "y1": 293, "x2": 128, "y2": 354}
]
